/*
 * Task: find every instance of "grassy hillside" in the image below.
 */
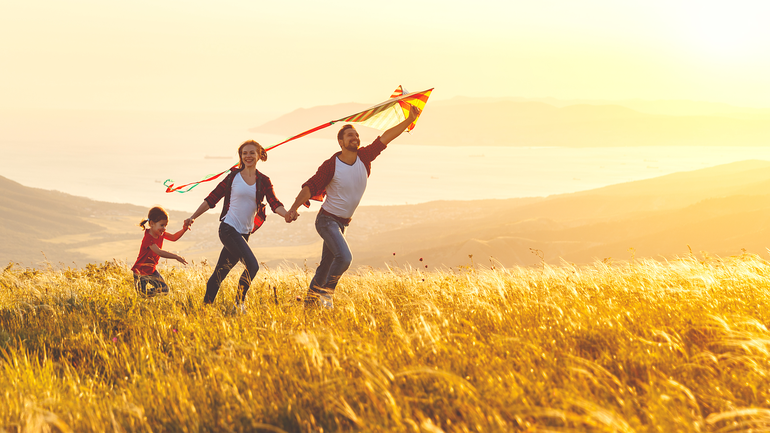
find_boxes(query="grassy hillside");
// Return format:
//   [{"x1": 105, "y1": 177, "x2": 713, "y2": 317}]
[
  {"x1": 0, "y1": 175, "x2": 220, "y2": 267},
  {"x1": 3, "y1": 256, "x2": 770, "y2": 431}
]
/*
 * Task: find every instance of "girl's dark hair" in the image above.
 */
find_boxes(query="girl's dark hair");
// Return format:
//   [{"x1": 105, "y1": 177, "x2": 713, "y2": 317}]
[
  {"x1": 139, "y1": 206, "x2": 169, "y2": 229},
  {"x1": 238, "y1": 140, "x2": 267, "y2": 168}
]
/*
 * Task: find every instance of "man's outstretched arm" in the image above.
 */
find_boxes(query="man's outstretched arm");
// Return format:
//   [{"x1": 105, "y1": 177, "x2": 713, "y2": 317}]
[
  {"x1": 285, "y1": 186, "x2": 312, "y2": 223},
  {"x1": 380, "y1": 105, "x2": 421, "y2": 145}
]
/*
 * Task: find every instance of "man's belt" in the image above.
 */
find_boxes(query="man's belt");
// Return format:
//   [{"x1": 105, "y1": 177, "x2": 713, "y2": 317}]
[{"x1": 320, "y1": 208, "x2": 352, "y2": 226}]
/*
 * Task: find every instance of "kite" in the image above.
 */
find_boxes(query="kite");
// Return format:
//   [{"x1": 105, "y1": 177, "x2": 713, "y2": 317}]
[{"x1": 164, "y1": 86, "x2": 433, "y2": 193}]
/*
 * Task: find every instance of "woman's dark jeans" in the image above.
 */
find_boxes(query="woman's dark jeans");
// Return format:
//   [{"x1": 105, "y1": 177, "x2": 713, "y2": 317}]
[{"x1": 204, "y1": 222, "x2": 259, "y2": 304}]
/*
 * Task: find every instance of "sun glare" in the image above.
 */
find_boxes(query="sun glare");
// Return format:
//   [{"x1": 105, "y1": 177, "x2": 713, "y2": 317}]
[{"x1": 678, "y1": 3, "x2": 768, "y2": 59}]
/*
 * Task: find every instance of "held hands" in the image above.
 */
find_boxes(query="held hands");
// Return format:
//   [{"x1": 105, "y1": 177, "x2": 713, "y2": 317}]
[
  {"x1": 184, "y1": 218, "x2": 194, "y2": 230},
  {"x1": 284, "y1": 209, "x2": 300, "y2": 223}
]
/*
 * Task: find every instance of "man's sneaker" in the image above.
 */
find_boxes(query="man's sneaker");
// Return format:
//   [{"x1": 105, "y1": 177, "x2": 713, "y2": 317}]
[
  {"x1": 303, "y1": 295, "x2": 317, "y2": 309},
  {"x1": 303, "y1": 289, "x2": 320, "y2": 308},
  {"x1": 319, "y1": 293, "x2": 334, "y2": 310},
  {"x1": 235, "y1": 303, "x2": 247, "y2": 315}
]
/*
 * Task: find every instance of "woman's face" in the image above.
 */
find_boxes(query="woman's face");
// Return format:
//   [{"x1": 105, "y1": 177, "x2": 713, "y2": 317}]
[{"x1": 240, "y1": 144, "x2": 258, "y2": 167}]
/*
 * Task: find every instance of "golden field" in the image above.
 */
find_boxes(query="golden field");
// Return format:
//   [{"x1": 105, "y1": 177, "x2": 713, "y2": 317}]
[{"x1": 2, "y1": 255, "x2": 770, "y2": 432}]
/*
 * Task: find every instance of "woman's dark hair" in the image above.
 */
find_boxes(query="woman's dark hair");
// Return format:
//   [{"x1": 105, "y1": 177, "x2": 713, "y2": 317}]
[
  {"x1": 139, "y1": 206, "x2": 169, "y2": 229},
  {"x1": 238, "y1": 140, "x2": 267, "y2": 168}
]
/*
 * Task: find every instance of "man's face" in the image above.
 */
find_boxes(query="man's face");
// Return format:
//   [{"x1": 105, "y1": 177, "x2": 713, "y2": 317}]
[{"x1": 339, "y1": 127, "x2": 360, "y2": 151}]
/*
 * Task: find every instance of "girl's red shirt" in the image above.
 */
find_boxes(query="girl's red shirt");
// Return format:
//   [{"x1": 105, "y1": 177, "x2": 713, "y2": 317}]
[{"x1": 131, "y1": 230, "x2": 170, "y2": 275}]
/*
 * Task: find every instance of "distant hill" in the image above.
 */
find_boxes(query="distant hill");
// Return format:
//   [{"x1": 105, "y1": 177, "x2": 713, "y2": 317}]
[
  {"x1": 248, "y1": 102, "x2": 381, "y2": 142},
  {"x1": 0, "y1": 176, "x2": 219, "y2": 267},
  {"x1": 4, "y1": 160, "x2": 770, "y2": 270},
  {"x1": 250, "y1": 99, "x2": 770, "y2": 147},
  {"x1": 349, "y1": 160, "x2": 770, "y2": 268}
]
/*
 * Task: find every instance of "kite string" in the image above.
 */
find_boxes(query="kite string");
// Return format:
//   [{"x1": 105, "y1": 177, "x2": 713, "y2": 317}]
[
  {"x1": 164, "y1": 87, "x2": 432, "y2": 193},
  {"x1": 264, "y1": 121, "x2": 335, "y2": 152},
  {"x1": 163, "y1": 122, "x2": 336, "y2": 193}
]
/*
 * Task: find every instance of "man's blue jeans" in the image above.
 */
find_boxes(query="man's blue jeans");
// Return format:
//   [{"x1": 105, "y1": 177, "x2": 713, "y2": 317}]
[
  {"x1": 205, "y1": 222, "x2": 259, "y2": 304},
  {"x1": 309, "y1": 212, "x2": 352, "y2": 296}
]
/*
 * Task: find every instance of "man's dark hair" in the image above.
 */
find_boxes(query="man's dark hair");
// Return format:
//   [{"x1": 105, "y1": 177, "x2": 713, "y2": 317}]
[{"x1": 337, "y1": 124, "x2": 356, "y2": 142}]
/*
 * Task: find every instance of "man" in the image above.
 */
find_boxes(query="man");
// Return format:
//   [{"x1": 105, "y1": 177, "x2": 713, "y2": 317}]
[{"x1": 285, "y1": 104, "x2": 421, "y2": 309}]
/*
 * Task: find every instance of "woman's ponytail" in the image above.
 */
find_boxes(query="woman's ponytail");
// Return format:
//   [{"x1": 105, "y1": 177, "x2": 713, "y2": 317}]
[{"x1": 238, "y1": 140, "x2": 267, "y2": 168}]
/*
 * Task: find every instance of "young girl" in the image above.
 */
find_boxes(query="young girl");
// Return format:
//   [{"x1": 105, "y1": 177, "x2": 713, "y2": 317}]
[{"x1": 131, "y1": 206, "x2": 189, "y2": 296}]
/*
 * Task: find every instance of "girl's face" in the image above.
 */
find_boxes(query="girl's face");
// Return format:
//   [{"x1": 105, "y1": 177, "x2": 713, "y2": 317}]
[{"x1": 149, "y1": 219, "x2": 168, "y2": 237}]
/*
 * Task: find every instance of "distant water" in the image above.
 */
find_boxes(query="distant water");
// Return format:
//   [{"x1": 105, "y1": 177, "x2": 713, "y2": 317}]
[{"x1": 4, "y1": 132, "x2": 770, "y2": 213}]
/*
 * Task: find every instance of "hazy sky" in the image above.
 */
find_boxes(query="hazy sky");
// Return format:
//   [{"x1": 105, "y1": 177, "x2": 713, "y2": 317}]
[{"x1": 3, "y1": 0, "x2": 770, "y2": 112}]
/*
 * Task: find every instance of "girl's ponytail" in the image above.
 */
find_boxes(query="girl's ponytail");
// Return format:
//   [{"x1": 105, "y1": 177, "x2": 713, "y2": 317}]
[{"x1": 139, "y1": 207, "x2": 169, "y2": 229}]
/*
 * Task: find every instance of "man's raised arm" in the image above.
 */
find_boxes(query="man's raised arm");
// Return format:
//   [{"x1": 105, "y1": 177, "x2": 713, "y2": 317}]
[{"x1": 380, "y1": 105, "x2": 421, "y2": 145}]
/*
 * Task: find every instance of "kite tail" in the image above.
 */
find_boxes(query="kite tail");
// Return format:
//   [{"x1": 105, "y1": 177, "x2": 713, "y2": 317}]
[{"x1": 164, "y1": 166, "x2": 236, "y2": 193}]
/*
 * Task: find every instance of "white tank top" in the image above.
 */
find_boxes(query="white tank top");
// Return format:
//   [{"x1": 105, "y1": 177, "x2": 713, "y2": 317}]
[
  {"x1": 223, "y1": 172, "x2": 258, "y2": 234},
  {"x1": 321, "y1": 156, "x2": 368, "y2": 219}
]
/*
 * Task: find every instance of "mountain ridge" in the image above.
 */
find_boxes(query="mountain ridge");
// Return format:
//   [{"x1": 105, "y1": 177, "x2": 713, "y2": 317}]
[
  {"x1": 249, "y1": 100, "x2": 770, "y2": 147},
  {"x1": 4, "y1": 159, "x2": 770, "y2": 269}
]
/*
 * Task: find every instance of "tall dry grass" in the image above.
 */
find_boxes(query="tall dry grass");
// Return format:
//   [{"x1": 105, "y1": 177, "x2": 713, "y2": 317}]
[{"x1": 2, "y1": 254, "x2": 770, "y2": 432}]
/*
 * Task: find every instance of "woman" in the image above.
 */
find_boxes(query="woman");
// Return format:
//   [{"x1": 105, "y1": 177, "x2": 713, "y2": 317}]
[{"x1": 186, "y1": 140, "x2": 294, "y2": 312}]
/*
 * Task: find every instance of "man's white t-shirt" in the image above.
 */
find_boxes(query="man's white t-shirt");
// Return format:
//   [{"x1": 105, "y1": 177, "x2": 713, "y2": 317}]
[
  {"x1": 223, "y1": 172, "x2": 258, "y2": 234},
  {"x1": 321, "y1": 156, "x2": 368, "y2": 219}
]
